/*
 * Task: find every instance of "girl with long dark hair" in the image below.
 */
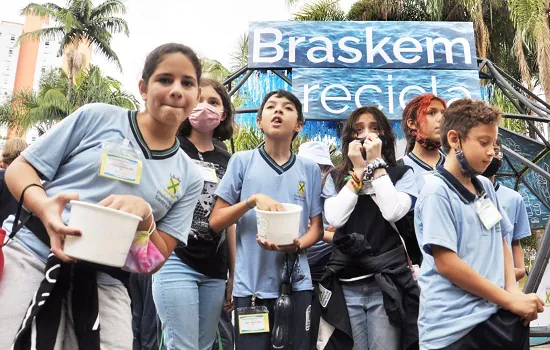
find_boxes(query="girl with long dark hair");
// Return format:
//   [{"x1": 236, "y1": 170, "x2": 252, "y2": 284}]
[{"x1": 321, "y1": 106, "x2": 420, "y2": 350}]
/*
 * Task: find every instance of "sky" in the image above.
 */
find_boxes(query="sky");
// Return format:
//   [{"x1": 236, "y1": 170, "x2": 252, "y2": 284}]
[{"x1": 2, "y1": 0, "x2": 356, "y2": 98}]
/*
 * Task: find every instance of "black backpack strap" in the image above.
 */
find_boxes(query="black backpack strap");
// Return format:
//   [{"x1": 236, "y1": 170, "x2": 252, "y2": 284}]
[{"x1": 4, "y1": 183, "x2": 44, "y2": 245}]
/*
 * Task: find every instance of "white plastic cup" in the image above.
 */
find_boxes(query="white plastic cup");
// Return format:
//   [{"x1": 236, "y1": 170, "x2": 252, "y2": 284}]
[
  {"x1": 254, "y1": 203, "x2": 303, "y2": 246},
  {"x1": 63, "y1": 200, "x2": 142, "y2": 267}
]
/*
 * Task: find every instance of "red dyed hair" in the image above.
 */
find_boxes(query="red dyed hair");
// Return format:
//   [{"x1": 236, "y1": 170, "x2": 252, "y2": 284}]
[{"x1": 401, "y1": 93, "x2": 447, "y2": 153}]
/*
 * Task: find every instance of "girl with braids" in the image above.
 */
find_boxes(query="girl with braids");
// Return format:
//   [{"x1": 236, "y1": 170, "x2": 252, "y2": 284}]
[{"x1": 322, "y1": 106, "x2": 419, "y2": 350}]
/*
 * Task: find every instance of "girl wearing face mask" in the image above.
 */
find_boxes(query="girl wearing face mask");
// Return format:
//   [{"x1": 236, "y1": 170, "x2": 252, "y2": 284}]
[
  {"x1": 321, "y1": 106, "x2": 420, "y2": 350},
  {"x1": 398, "y1": 94, "x2": 447, "y2": 266},
  {"x1": 152, "y1": 78, "x2": 236, "y2": 350},
  {"x1": 401, "y1": 93, "x2": 447, "y2": 190}
]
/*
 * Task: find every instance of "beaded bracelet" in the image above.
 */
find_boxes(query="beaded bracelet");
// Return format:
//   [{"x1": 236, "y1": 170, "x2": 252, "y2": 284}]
[
  {"x1": 349, "y1": 170, "x2": 362, "y2": 184},
  {"x1": 345, "y1": 175, "x2": 363, "y2": 192}
]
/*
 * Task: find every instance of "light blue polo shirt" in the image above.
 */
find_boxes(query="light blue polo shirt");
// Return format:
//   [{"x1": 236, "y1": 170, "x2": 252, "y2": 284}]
[
  {"x1": 401, "y1": 150, "x2": 446, "y2": 192},
  {"x1": 306, "y1": 173, "x2": 335, "y2": 265},
  {"x1": 495, "y1": 183, "x2": 531, "y2": 246},
  {"x1": 3, "y1": 103, "x2": 203, "y2": 283},
  {"x1": 215, "y1": 145, "x2": 323, "y2": 299},
  {"x1": 415, "y1": 167, "x2": 514, "y2": 349}
]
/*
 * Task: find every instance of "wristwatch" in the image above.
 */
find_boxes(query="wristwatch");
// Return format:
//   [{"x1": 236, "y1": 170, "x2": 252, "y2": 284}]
[{"x1": 365, "y1": 158, "x2": 388, "y2": 178}]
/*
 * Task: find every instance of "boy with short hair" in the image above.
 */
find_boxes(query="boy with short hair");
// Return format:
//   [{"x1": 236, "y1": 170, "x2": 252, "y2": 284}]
[
  {"x1": 210, "y1": 90, "x2": 323, "y2": 350},
  {"x1": 481, "y1": 137, "x2": 531, "y2": 281},
  {"x1": 414, "y1": 99, "x2": 544, "y2": 349}
]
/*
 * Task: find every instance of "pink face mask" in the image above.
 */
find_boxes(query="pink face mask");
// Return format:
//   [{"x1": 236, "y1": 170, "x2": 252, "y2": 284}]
[
  {"x1": 188, "y1": 102, "x2": 222, "y2": 133},
  {"x1": 123, "y1": 217, "x2": 165, "y2": 274}
]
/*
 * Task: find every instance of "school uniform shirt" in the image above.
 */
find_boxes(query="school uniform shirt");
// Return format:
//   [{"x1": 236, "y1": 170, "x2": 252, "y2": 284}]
[
  {"x1": 401, "y1": 150, "x2": 446, "y2": 192},
  {"x1": 494, "y1": 183, "x2": 531, "y2": 247},
  {"x1": 2, "y1": 103, "x2": 203, "y2": 284},
  {"x1": 174, "y1": 136, "x2": 231, "y2": 279},
  {"x1": 306, "y1": 173, "x2": 334, "y2": 274},
  {"x1": 414, "y1": 167, "x2": 514, "y2": 349},
  {"x1": 215, "y1": 145, "x2": 323, "y2": 299}
]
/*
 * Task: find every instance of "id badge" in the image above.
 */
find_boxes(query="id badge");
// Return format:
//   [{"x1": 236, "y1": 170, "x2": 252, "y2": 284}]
[
  {"x1": 237, "y1": 306, "x2": 270, "y2": 334},
  {"x1": 318, "y1": 284, "x2": 332, "y2": 308},
  {"x1": 99, "y1": 140, "x2": 143, "y2": 184},
  {"x1": 360, "y1": 179, "x2": 375, "y2": 196},
  {"x1": 193, "y1": 160, "x2": 218, "y2": 183},
  {"x1": 475, "y1": 195, "x2": 502, "y2": 230}
]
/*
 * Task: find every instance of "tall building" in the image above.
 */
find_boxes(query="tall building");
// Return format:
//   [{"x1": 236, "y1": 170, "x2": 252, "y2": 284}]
[
  {"x1": 1, "y1": 14, "x2": 63, "y2": 144},
  {"x1": 0, "y1": 21, "x2": 23, "y2": 105}
]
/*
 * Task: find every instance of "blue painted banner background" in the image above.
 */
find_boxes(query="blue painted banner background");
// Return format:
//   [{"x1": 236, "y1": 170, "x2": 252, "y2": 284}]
[
  {"x1": 497, "y1": 128, "x2": 550, "y2": 229},
  {"x1": 293, "y1": 68, "x2": 481, "y2": 120},
  {"x1": 249, "y1": 21, "x2": 477, "y2": 70}
]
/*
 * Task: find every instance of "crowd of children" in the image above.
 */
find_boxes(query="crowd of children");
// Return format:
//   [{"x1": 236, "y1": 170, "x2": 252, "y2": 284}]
[{"x1": 0, "y1": 42, "x2": 542, "y2": 350}]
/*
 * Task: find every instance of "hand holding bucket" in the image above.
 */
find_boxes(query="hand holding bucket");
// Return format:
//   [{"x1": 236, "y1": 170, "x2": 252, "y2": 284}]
[
  {"x1": 254, "y1": 201, "x2": 303, "y2": 252},
  {"x1": 64, "y1": 197, "x2": 144, "y2": 267}
]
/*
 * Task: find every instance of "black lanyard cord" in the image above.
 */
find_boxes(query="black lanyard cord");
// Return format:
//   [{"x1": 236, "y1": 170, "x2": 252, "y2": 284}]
[{"x1": 2, "y1": 183, "x2": 45, "y2": 247}]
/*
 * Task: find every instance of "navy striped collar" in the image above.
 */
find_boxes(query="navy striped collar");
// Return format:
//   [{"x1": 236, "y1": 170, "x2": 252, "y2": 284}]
[
  {"x1": 408, "y1": 150, "x2": 446, "y2": 171},
  {"x1": 128, "y1": 110, "x2": 180, "y2": 160},
  {"x1": 435, "y1": 166, "x2": 484, "y2": 204},
  {"x1": 258, "y1": 144, "x2": 296, "y2": 175}
]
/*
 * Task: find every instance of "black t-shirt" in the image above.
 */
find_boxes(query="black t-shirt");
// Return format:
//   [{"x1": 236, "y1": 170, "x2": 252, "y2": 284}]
[
  {"x1": 333, "y1": 165, "x2": 410, "y2": 279},
  {"x1": 0, "y1": 169, "x2": 18, "y2": 227},
  {"x1": 174, "y1": 136, "x2": 231, "y2": 279}
]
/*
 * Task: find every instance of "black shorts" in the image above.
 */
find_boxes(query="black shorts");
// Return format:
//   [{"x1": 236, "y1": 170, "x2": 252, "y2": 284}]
[
  {"x1": 234, "y1": 290, "x2": 313, "y2": 350},
  {"x1": 439, "y1": 309, "x2": 529, "y2": 350}
]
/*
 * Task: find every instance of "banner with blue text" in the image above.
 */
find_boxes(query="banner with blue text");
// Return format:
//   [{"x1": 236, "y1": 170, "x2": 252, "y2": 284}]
[
  {"x1": 248, "y1": 21, "x2": 480, "y2": 120},
  {"x1": 249, "y1": 21, "x2": 477, "y2": 70}
]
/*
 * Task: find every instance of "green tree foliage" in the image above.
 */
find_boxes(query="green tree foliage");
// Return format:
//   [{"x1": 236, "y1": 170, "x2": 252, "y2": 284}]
[{"x1": 0, "y1": 66, "x2": 137, "y2": 135}]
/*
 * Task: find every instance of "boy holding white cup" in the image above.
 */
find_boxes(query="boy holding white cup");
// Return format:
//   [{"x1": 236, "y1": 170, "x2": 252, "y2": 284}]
[{"x1": 210, "y1": 90, "x2": 323, "y2": 350}]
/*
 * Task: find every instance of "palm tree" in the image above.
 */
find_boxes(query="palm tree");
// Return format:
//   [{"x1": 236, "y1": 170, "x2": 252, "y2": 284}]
[
  {"x1": 347, "y1": 0, "x2": 423, "y2": 21},
  {"x1": 201, "y1": 58, "x2": 231, "y2": 82},
  {"x1": 293, "y1": 0, "x2": 346, "y2": 21},
  {"x1": 0, "y1": 66, "x2": 137, "y2": 135},
  {"x1": 230, "y1": 33, "x2": 249, "y2": 71},
  {"x1": 20, "y1": 0, "x2": 130, "y2": 99},
  {"x1": 71, "y1": 66, "x2": 137, "y2": 109},
  {"x1": 507, "y1": 0, "x2": 550, "y2": 103}
]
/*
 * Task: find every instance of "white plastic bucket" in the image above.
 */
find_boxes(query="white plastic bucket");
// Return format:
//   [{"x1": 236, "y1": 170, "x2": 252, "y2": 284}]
[
  {"x1": 254, "y1": 203, "x2": 303, "y2": 246},
  {"x1": 64, "y1": 200, "x2": 142, "y2": 267}
]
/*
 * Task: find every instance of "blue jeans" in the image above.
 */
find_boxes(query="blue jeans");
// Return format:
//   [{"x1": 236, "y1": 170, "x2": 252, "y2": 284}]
[
  {"x1": 342, "y1": 278, "x2": 401, "y2": 350},
  {"x1": 152, "y1": 254, "x2": 226, "y2": 350}
]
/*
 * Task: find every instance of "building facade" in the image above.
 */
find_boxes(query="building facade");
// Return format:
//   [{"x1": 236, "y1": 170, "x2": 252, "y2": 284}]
[{"x1": 0, "y1": 15, "x2": 63, "y2": 144}]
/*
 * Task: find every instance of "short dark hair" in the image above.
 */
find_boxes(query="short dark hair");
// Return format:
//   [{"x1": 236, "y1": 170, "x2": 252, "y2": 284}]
[
  {"x1": 495, "y1": 137, "x2": 502, "y2": 147},
  {"x1": 257, "y1": 90, "x2": 304, "y2": 123},
  {"x1": 141, "y1": 43, "x2": 201, "y2": 86},
  {"x1": 179, "y1": 78, "x2": 235, "y2": 141},
  {"x1": 441, "y1": 99, "x2": 502, "y2": 153}
]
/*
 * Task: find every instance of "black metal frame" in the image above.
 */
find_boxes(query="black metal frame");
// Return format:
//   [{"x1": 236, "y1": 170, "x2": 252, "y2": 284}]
[{"x1": 223, "y1": 66, "x2": 292, "y2": 110}]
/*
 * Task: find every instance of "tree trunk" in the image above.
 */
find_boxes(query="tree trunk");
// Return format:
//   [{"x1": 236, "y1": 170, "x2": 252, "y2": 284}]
[{"x1": 67, "y1": 76, "x2": 73, "y2": 101}]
